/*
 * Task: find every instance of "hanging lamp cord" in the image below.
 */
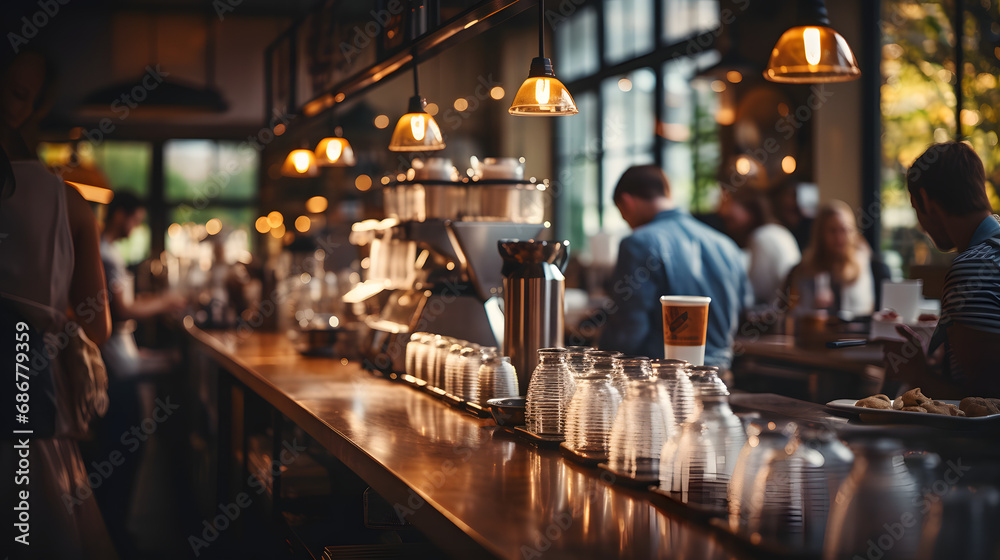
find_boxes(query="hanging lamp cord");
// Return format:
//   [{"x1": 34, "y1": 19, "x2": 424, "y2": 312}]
[
  {"x1": 538, "y1": 0, "x2": 545, "y2": 59},
  {"x1": 412, "y1": 49, "x2": 420, "y2": 96}
]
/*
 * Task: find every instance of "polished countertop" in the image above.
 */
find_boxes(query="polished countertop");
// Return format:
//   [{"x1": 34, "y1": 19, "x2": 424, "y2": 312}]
[{"x1": 188, "y1": 327, "x2": 780, "y2": 559}]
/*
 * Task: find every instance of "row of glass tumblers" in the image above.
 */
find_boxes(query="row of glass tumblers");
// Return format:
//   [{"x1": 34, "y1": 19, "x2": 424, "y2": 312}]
[
  {"x1": 404, "y1": 332, "x2": 519, "y2": 406},
  {"x1": 527, "y1": 346, "x2": 703, "y2": 479}
]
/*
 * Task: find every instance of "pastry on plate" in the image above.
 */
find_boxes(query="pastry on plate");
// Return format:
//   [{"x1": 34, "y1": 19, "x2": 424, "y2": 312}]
[
  {"x1": 856, "y1": 394, "x2": 892, "y2": 409},
  {"x1": 901, "y1": 388, "x2": 931, "y2": 407},
  {"x1": 959, "y1": 397, "x2": 1000, "y2": 418}
]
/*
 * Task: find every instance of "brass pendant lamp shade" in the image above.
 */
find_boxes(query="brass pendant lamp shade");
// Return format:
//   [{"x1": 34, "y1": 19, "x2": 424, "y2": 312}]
[
  {"x1": 315, "y1": 136, "x2": 356, "y2": 167},
  {"x1": 764, "y1": 0, "x2": 860, "y2": 84},
  {"x1": 389, "y1": 58, "x2": 445, "y2": 152},
  {"x1": 509, "y1": 0, "x2": 578, "y2": 116},
  {"x1": 281, "y1": 149, "x2": 319, "y2": 178}
]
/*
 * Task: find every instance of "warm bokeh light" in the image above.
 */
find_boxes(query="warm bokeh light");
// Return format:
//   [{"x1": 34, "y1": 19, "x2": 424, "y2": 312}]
[
  {"x1": 334, "y1": 92, "x2": 346, "y2": 103},
  {"x1": 205, "y1": 218, "x2": 222, "y2": 235},
  {"x1": 168, "y1": 223, "x2": 182, "y2": 238},
  {"x1": 381, "y1": 176, "x2": 391, "y2": 185},
  {"x1": 726, "y1": 70, "x2": 743, "y2": 83},
  {"x1": 267, "y1": 211, "x2": 283, "y2": 228},
  {"x1": 736, "y1": 156, "x2": 752, "y2": 175},
  {"x1": 453, "y1": 98, "x2": 469, "y2": 111},
  {"x1": 273, "y1": 123, "x2": 286, "y2": 136},
  {"x1": 425, "y1": 102, "x2": 439, "y2": 116},
  {"x1": 618, "y1": 78, "x2": 632, "y2": 92},
  {"x1": 374, "y1": 114, "x2": 390, "y2": 129},
  {"x1": 269, "y1": 224, "x2": 286, "y2": 238},
  {"x1": 782, "y1": 156, "x2": 797, "y2": 174},
  {"x1": 355, "y1": 175, "x2": 373, "y2": 191},
  {"x1": 490, "y1": 86, "x2": 505, "y2": 100},
  {"x1": 255, "y1": 216, "x2": 270, "y2": 233},
  {"x1": 294, "y1": 215, "x2": 311, "y2": 233},
  {"x1": 305, "y1": 196, "x2": 328, "y2": 214}
]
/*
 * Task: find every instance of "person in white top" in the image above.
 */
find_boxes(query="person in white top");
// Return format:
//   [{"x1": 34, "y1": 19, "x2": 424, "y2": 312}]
[
  {"x1": 0, "y1": 51, "x2": 117, "y2": 559},
  {"x1": 718, "y1": 186, "x2": 801, "y2": 306}
]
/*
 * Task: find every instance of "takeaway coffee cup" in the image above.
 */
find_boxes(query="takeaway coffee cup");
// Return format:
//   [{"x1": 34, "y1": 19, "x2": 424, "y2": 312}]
[{"x1": 660, "y1": 296, "x2": 711, "y2": 366}]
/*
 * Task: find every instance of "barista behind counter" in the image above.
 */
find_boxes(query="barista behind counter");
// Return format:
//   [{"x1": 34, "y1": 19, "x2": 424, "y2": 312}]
[{"x1": 596, "y1": 165, "x2": 753, "y2": 371}]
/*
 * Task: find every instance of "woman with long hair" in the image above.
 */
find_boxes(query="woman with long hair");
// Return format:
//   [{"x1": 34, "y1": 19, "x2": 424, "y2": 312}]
[{"x1": 787, "y1": 200, "x2": 889, "y2": 318}]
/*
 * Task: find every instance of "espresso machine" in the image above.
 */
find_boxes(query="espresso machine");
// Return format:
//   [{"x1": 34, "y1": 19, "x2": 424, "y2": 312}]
[{"x1": 349, "y1": 164, "x2": 548, "y2": 374}]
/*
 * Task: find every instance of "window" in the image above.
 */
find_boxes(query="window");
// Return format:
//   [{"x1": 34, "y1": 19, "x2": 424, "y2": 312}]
[
  {"x1": 604, "y1": 0, "x2": 656, "y2": 64},
  {"x1": 554, "y1": 0, "x2": 721, "y2": 252},
  {"x1": 37, "y1": 140, "x2": 154, "y2": 264},
  {"x1": 164, "y1": 140, "x2": 259, "y2": 262},
  {"x1": 880, "y1": 0, "x2": 1000, "y2": 272},
  {"x1": 555, "y1": 5, "x2": 599, "y2": 82}
]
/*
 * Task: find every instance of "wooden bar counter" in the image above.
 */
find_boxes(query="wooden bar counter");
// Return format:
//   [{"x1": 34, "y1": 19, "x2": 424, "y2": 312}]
[{"x1": 187, "y1": 326, "x2": 769, "y2": 559}]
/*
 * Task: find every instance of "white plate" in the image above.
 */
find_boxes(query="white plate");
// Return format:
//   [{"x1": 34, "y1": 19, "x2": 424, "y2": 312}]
[{"x1": 826, "y1": 399, "x2": 1000, "y2": 429}]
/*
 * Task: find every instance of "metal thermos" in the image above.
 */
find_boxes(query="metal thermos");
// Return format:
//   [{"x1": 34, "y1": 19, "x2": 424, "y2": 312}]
[{"x1": 498, "y1": 239, "x2": 569, "y2": 393}]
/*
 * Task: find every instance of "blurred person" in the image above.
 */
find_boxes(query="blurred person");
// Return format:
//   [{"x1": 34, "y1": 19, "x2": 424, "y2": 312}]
[
  {"x1": 93, "y1": 191, "x2": 186, "y2": 555},
  {"x1": 99, "y1": 191, "x2": 187, "y2": 379},
  {"x1": 772, "y1": 181, "x2": 814, "y2": 251},
  {"x1": 786, "y1": 201, "x2": 891, "y2": 319},
  {"x1": 0, "y1": 50, "x2": 117, "y2": 559},
  {"x1": 718, "y1": 186, "x2": 801, "y2": 306},
  {"x1": 599, "y1": 165, "x2": 752, "y2": 371},
  {"x1": 884, "y1": 142, "x2": 1000, "y2": 398}
]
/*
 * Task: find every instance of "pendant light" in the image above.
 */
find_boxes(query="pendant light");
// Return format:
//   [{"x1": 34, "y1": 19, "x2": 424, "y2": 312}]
[
  {"x1": 509, "y1": 0, "x2": 578, "y2": 116},
  {"x1": 281, "y1": 147, "x2": 319, "y2": 178},
  {"x1": 764, "y1": 0, "x2": 860, "y2": 83},
  {"x1": 315, "y1": 125, "x2": 356, "y2": 167},
  {"x1": 388, "y1": 54, "x2": 445, "y2": 152}
]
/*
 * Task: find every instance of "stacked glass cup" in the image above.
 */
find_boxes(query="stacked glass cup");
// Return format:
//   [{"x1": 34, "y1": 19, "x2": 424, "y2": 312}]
[
  {"x1": 524, "y1": 348, "x2": 576, "y2": 438},
  {"x1": 563, "y1": 350, "x2": 622, "y2": 455},
  {"x1": 477, "y1": 347, "x2": 519, "y2": 406},
  {"x1": 606, "y1": 357, "x2": 675, "y2": 479}
]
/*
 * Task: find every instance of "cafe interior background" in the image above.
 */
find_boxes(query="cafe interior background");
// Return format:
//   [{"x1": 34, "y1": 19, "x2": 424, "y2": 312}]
[{"x1": 5, "y1": 0, "x2": 1000, "y2": 557}]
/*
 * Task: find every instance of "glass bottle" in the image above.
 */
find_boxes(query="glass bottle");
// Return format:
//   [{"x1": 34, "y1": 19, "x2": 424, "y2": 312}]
[
  {"x1": 689, "y1": 366, "x2": 746, "y2": 481},
  {"x1": 607, "y1": 374, "x2": 674, "y2": 479},
  {"x1": 651, "y1": 358, "x2": 699, "y2": 426},
  {"x1": 525, "y1": 348, "x2": 575, "y2": 437},
  {"x1": 564, "y1": 346, "x2": 594, "y2": 378},
  {"x1": 822, "y1": 437, "x2": 924, "y2": 560},
  {"x1": 458, "y1": 345, "x2": 482, "y2": 403},
  {"x1": 477, "y1": 347, "x2": 519, "y2": 406},
  {"x1": 563, "y1": 352, "x2": 621, "y2": 454}
]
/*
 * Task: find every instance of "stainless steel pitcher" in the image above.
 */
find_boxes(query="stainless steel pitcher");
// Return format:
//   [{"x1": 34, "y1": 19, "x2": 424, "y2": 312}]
[{"x1": 498, "y1": 239, "x2": 569, "y2": 393}]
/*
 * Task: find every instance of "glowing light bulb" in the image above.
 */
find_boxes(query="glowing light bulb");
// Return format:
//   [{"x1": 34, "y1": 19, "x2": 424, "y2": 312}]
[
  {"x1": 410, "y1": 114, "x2": 426, "y2": 141},
  {"x1": 803, "y1": 27, "x2": 822, "y2": 66},
  {"x1": 325, "y1": 140, "x2": 343, "y2": 163},
  {"x1": 292, "y1": 151, "x2": 311, "y2": 173},
  {"x1": 535, "y1": 79, "x2": 550, "y2": 105}
]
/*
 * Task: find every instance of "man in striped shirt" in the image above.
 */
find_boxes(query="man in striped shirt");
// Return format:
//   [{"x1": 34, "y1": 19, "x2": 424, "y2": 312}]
[{"x1": 885, "y1": 142, "x2": 1000, "y2": 398}]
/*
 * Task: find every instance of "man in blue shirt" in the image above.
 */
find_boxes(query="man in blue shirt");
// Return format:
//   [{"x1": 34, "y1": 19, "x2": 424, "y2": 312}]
[
  {"x1": 598, "y1": 165, "x2": 752, "y2": 370},
  {"x1": 886, "y1": 142, "x2": 1000, "y2": 397}
]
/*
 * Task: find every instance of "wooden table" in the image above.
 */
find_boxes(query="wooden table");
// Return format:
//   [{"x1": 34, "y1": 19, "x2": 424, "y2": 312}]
[
  {"x1": 187, "y1": 327, "x2": 746, "y2": 559},
  {"x1": 733, "y1": 335, "x2": 886, "y2": 403}
]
